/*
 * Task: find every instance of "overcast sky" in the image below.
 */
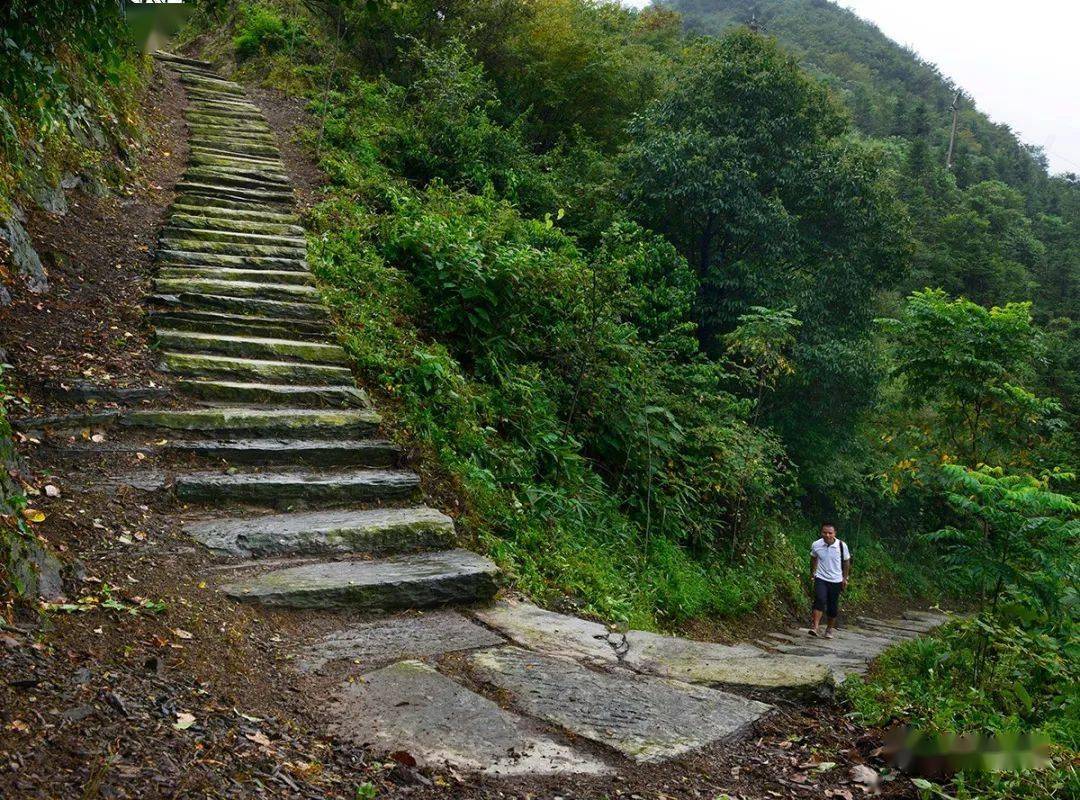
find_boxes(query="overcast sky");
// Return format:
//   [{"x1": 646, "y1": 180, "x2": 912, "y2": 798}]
[{"x1": 624, "y1": 0, "x2": 1080, "y2": 175}]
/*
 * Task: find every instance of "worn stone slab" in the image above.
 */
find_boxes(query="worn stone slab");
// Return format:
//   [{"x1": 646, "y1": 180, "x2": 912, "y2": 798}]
[
  {"x1": 176, "y1": 181, "x2": 292, "y2": 204},
  {"x1": 473, "y1": 600, "x2": 620, "y2": 665},
  {"x1": 122, "y1": 407, "x2": 378, "y2": 436},
  {"x1": 158, "y1": 267, "x2": 314, "y2": 286},
  {"x1": 168, "y1": 437, "x2": 398, "y2": 467},
  {"x1": 175, "y1": 467, "x2": 419, "y2": 505},
  {"x1": 169, "y1": 212, "x2": 302, "y2": 237},
  {"x1": 327, "y1": 660, "x2": 608, "y2": 775},
  {"x1": 159, "y1": 238, "x2": 306, "y2": 259},
  {"x1": 621, "y1": 630, "x2": 833, "y2": 693},
  {"x1": 186, "y1": 139, "x2": 280, "y2": 158},
  {"x1": 187, "y1": 505, "x2": 454, "y2": 558},
  {"x1": 858, "y1": 616, "x2": 936, "y2": 634},
  {"x1": 221, "y1": 549, "x2": 499, "y2": 610},
  {"x1": 162, "y1": 226, "x2": 303, "y2": 247},
  {"x1": 174, "y1": 379, "x2": 367, "y2": 407},
  {"x1": 154, "y1": 278, "x2": 317, "y2": 303},
  {"x1": 300, "y1": 611, "x2": 503, "y2": 672},
  {"x1": 152, "y1": 311, "x2": 329, "y2": 341},
  {"x1": 159, "y1": 251, "x2": 308, "y2": 271},
  {"x1": 160, "y1": 351, "x2": 353, "y2": 385},
  {"x1": 470, "y1": 647, "x2": 771, "y2": 763},
  {"x1": 156, "y1": 330, "x2": 348, "y2": 365},
  {"x1": 153, "y1": 291, "x2": 327, "y2": 320},
  {"x1": 171, "y1": 203, "x2": 298, "y2": 225}
]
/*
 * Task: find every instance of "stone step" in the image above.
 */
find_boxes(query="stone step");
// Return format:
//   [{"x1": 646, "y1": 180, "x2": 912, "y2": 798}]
[
  {"x1": 150, "y1": 309, "x2": 330, "y2": 340},
  {"x1": 187, "y1": 97, "x2": 260, "y2": 111},
  {"x1": 169, "y1": 437, "x2": 398, "y2": 467},
  {"x1": 173, "y1": 194, "x2": 285, "y2": 215},
  {"x1": 171, "y1": 203, "x2": 298, "y2": 225},
  {"x1": 175, "y1": 182, "x2": 293, "y2": 205},
  {"x1": 328, "y1": 660, "x2": 608, "y2": 776},
  {"x1": 186, "y1": 106, "x2": 265, "y2": 121},
  {"x1": 160, "y1": 351, "x2": 353, "y2": 385},
  {"x1": 151, "y1": 292, "x2": 328, "y2": 321},
  {"x1": 158, "y1": 267, "x2": 314, "y2": 287},
  {"x1": 184, "y1": 164, "x2": 290, "y2": 186},
  {"x1": 187, "y1": 125, "x2": 275, "y2": 143},
  {"x1": 169, "y1": 213, "x2": 303, "y2": 237},
  {"x1": 175, "y1": 379, "x2": 366, "y2": 407},
  {"x1": 187, "y1": 139, "x2": 280, "y2": 158},
  {"x1": 154, "y1": 50, "x2": 213, "y2": 68},
  {"x1": 189, "y1": 151, "x2": 286, "y2": 173},
  {"x1": 153, "y1": 278, "x2": 318, "y2": 303},
  {"x1": 183, "y1": 167, "x2": 291, "y2": 190},
  {"x1": 158, "y1": 250, "x2": 306, "y2": 271},
  {"x1": 176, "y1": 467, "x2": 419, "y2": 506},
  {"x1": 121, "y1": 407, "x2": 378, "y2": 436},
  {"x1": 162, "y1": 226, "x2": 304, "y2": 247},
  {"x1": 187, "y1": 506, "x2": 453, "y2": 557},
  {"x1": 180, "y1": 75, "x2": 244, "y2": 93},
  {"x1": 155, "y1": 329, "x2": 349, "y2": 365},
  {"x1": 185, "y1": 112, "x2": 271, "y2": 130},
  {"x1": 221, "y1": 549, "x2": 498, "y2": 610},
  {"x1": 469, "y1": 647, "x2": 770, "y2": 764},
  {"x1": 160, "y1": 238, "x2": 306, "y2": 259}
]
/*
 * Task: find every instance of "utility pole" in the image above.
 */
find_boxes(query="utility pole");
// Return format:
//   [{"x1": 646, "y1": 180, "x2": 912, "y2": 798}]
[{"x1": 945, "y1": 90, "x2": 961, "y2": 169}]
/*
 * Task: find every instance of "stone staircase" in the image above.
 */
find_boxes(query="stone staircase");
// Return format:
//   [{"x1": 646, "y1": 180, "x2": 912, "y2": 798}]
[
  {"x1": 42, "y1": 51, "x2": 948, "y2": 778},
  {"x1": 145, "y1": 50, "x2": 499, "y2": 613}
]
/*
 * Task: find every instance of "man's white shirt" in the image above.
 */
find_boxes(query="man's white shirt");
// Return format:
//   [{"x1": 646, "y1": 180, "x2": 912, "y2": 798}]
[{"x1": 811, "y1": 538, "x2": 850, "y2": 582}]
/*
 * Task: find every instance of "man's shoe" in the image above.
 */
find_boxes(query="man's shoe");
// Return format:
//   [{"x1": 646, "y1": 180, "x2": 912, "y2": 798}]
[
  {"x1": 808, "y1": 627, "x2": 818, "y2": 637},
  {"x1": 824, "y1": 629, "x2": 835, "y2": 639}
]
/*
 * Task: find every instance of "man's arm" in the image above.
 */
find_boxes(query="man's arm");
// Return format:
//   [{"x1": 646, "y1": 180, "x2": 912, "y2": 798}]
[
  {"x1": 841, "y1": 553, "x2": 850, "y2": 588},
  {"x1": 810, "y1": 554, "x2": 818, "y2": 582}
]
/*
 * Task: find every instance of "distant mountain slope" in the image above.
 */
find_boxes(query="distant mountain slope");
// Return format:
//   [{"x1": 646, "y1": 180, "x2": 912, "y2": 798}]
[{"x1": 669, "y1": 0, "x2": 1053, "y2": 199}]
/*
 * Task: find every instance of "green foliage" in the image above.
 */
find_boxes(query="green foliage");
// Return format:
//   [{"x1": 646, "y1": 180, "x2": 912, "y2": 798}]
[
  {"x1": 879, "y1": 290, "x2": 1062, "y2": 476},
  {"x1": 0, "y1": 0, "x2": 144, "y2": 212},
  {"x1": 233, "y1": 2, "x2": 307, "y2": 61}
]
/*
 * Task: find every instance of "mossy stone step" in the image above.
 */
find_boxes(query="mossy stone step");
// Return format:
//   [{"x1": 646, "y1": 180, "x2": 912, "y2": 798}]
[
  {"x1": 174, "y1": 379, "x2": 367, "y2": 407},
  {"x1": 185, "y1": 112, "x2": 271, "y2": 129},
  {"x1": 169, "y1": 437, "x2": 398, "y2": 467},
  {"x1": 157, "y1": 250, "x2": 307, "y2": 270},
  {"x1": 151, "y1": 292, "x2": 328, "y2": 321},
  {"x1": 188, "y1": 139, "x2": 280, "y2": 158},
  {"x1": 187, "y1": 125, "x2": 275, "y2": 142},
  {"x1": 121, "y1": 407, "x2": 378, "y2": 436},
  {"x1": 220, "y1": 549, "x2": 498, "y2": 610},
  {"x1": 153, "y1": 278, "x2": 318, "y2": 303},
  {"x1": 158, "y1": 267, "x2": 313, "y2": 287},
  {"x1": 154, "y1": 50, "x2": 213, "y2": 69},
  {"x1": 162, "y1": 226, "x2": 304, "y2": 247},
  {"x1": 160, "y1": 238, "x2": 305, "y2": 259},
  {"x1": 171, "y1": 203, "x2": 298, "y2": 225},
  {"x1": 190, "y1": 151, "x2": 286, "y2": 172},
  {"x1": 186, "y1": 106, "x2": 265, "y2": 121},
  {"x1": 180, "y1": 75, "x2": 244, "y2": 92},
  {"x1": 176, "y1": 467, "x2": 419, "y2": 506},
  {"x1": 187, "y1": 506, "x2": 453, "y2": 558},
  {"x1": 187, "y1": 97, "x2": 260, "y2": 110},
  {"x1": 155, "y1": 330, "x2": 348, "y2": 365},
  {"x1": 175, "y1": 182, "x2": 293, "y2": 205},
  {"x1": 160, "y1": 351, "x2": 351, "y2": 385},
  {"x1": 185, "y1": 170, "x2": 291, "y2": 190},
  {"x1": 150, "y1": 309, "x2": 330, "y2": 340},
  {"x1": 169, "y1": 213, "x2": 303, "y2": 237}
]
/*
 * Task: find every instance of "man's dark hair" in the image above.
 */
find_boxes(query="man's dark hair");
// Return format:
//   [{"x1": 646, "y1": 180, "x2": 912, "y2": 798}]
[{"x1": 821, "y1": 523, "x2": 836, "y2": 531}]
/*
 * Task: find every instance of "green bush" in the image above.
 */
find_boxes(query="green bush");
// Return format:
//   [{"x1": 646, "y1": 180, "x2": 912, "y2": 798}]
[{"x1": 233, "y1": 2, "x2": 304, "y2": 61}]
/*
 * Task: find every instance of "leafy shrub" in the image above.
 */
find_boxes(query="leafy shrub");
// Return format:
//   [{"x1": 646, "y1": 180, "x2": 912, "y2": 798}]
[{"x1": 233, "y1": 2, "x2": 304, "y2": 61}]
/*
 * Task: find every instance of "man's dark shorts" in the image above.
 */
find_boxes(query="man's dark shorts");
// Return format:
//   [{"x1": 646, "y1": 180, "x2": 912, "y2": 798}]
[{"x1": 813, "y1": 577, "x2": 843, "y2": 618}]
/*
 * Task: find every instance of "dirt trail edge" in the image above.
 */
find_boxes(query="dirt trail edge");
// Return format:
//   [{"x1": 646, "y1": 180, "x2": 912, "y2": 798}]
[{"x1": 0, "y1": 53, "x2": 949, "y2": 799}]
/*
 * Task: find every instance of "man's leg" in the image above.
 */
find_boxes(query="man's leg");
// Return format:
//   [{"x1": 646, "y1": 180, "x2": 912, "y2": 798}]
[
  {"x1": 824, "y1": 581, "x2": 841, "y2": 635},
  {"x1": 810, "y1": 578, "x2": 826, "y2": 634}
]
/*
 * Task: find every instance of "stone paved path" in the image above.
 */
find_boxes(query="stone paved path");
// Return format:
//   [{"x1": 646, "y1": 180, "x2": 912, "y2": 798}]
[{"x1": 103, "y1": 51, "x2": 953, "y2": 776}]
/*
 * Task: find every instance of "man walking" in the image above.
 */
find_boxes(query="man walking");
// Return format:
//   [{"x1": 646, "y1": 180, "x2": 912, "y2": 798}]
[{"x1": 808, "y1": 523, "x2": 850, "y2": 638}]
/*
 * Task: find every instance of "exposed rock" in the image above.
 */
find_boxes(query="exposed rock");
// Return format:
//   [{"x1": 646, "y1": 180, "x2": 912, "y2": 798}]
[
  {"x1": 175, "y1": 467, "x2": 419, "y2": 506},
  {"x1": 0, "y1": 208, "x2": 48, "y2": 293},
  {"x1": 299, "y1": 611, "x2": 504, "y2": 672},
  {"x1": 469, "y1": 647, "x2": 771, "y2": 763},
  {"x1": 121, "y1": 407, "x2": 379, "y2": 436},
  {"x1": 327, "y1": 660, "x2": 610, "y2": 775}
]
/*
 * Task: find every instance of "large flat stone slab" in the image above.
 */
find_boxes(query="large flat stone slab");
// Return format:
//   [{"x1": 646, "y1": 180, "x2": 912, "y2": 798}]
[
  {"x1": 175, "y1": 467, "x2": 419, "y2": 505},
  {"x1": 473, "y1": 600, "x2": 620, "y2": 665},
  {"x1": 470, "y1": 647, "x2": 770, "y2": 763},
  {"x1": 121, "y1": 407, "x2": 379, "y2": 437},
  {"x1": 156, "y1": 329, "x2": 349, "y2": 365},
  {"x1": 621, "y1": 630, "x2": 833, "y2": 693},
  {"x1": 221, "y1": 549, "x2": 499, "y2": 610},
  {"x1": 186, "y1": 506, "x2": 455, "y2": 557},
  {"x1": 299, "y1": 611, "x2": 503, "y2": 671},
  {"x1": 161, "y1": 352, "x2": 353, "y2": 385},
  {"x1": 327, "y1": 660, "x2": 609, "y2": 775},
  {"x1": 169, "y1": 437, "x2": 398, "y2": 467},
  {"x1": 174, "y1": 380, "x2": 367, "y2": 407}
]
